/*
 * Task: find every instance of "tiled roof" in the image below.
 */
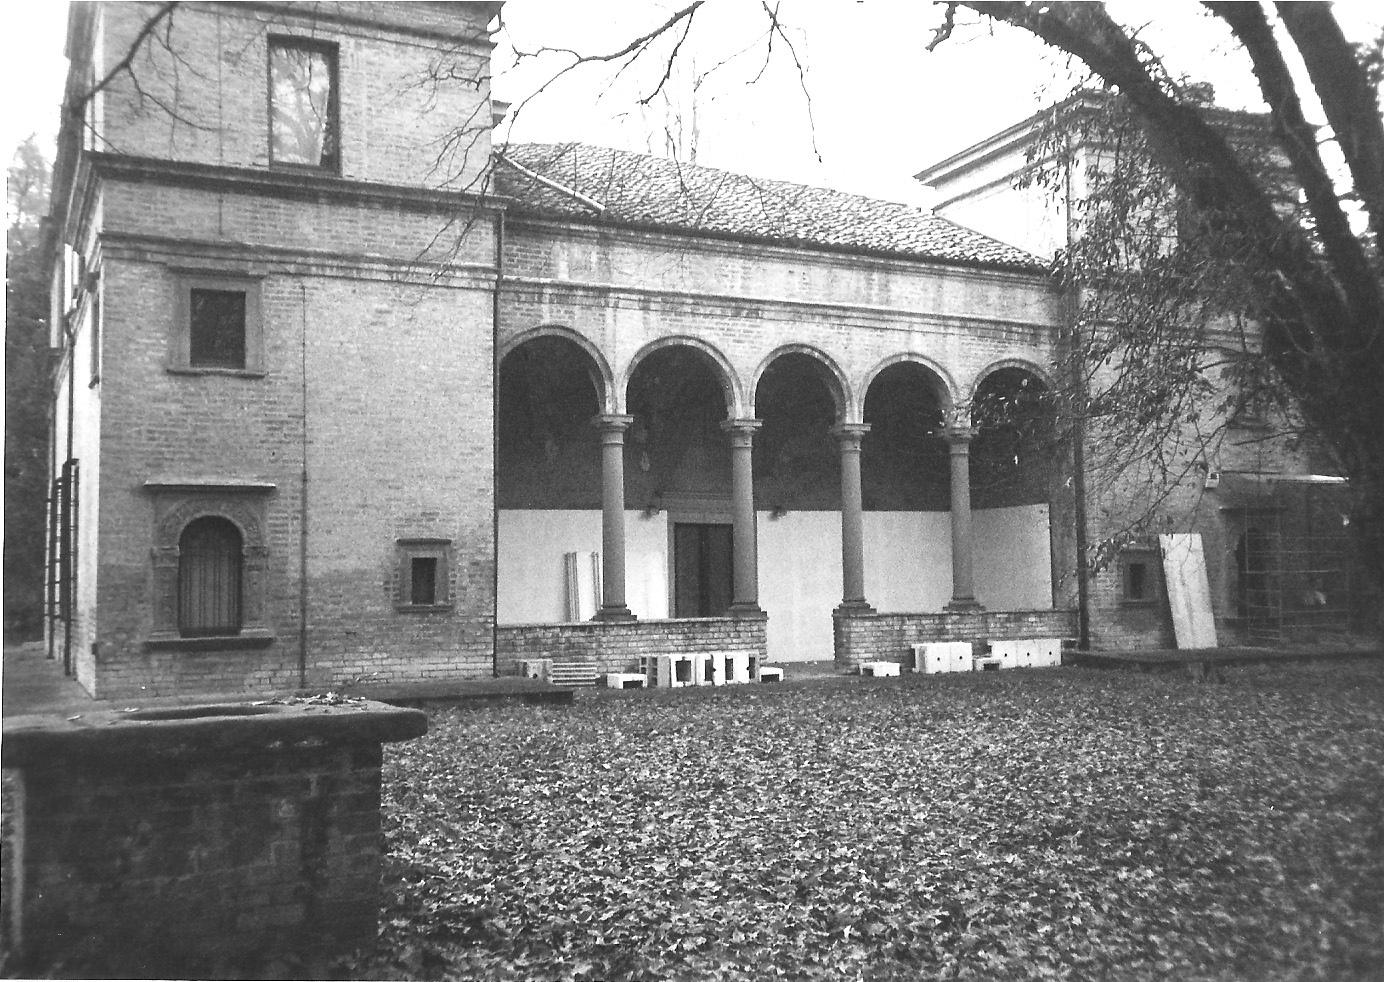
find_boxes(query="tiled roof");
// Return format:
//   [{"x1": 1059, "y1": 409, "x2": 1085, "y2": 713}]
[{"x1": 494, "y1": 143, "x2": 1044, "y2": 271}]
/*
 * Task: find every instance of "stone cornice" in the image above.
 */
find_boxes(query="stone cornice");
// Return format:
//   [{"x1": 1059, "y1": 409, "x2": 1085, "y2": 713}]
[
  {"x1": 218, "y1": 1, "x2": 502, "y2": 49},
  {"x1": 99, "y1": 233, "x2": 497, "y2": 289},
  {"x1": 87, "y1": 152, "x2": 504, "y2": 218}
]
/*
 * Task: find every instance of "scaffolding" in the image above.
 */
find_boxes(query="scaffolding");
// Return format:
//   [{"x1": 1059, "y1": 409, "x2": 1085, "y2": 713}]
[{"x1": 1235, "y1": 478, "x2": 1357, "y2": 646}]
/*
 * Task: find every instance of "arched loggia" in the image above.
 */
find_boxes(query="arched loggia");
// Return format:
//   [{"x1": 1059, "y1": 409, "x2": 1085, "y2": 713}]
[
  {"x1": 752, "y1": 352, "x2": 845, "y2": 511},
  {"x1": 497, "y1": 334, "x2": 603, "y2": 509},
  {"x1": 860, "y1": 359, "x2": 981, "y2": 610},
  {"x1": 861, "y1": 361, "x2": 951, "y2": 511},
  {"x1": 626, "y1": 343, "x2": 762, "y2": 618},
  {"x1": 496, "y1": 334, "x2": 609, "y2": 624},
  {"x1": 970, "y1": 366, "x2": 1056, "y2": 510}
]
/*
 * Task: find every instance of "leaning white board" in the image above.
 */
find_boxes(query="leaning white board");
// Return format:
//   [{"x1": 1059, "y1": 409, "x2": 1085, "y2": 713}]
[{"x1": 1159, "y1": 533, "x2": 1218, "y2": 649}]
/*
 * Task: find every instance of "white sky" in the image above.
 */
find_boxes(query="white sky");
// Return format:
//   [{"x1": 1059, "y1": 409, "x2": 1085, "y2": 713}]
[{"x1": 3, "y1": 1, "x2": 1381, "y2": 210}]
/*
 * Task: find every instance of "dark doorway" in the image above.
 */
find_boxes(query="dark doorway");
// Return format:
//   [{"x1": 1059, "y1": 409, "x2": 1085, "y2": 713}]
[{"x1": 674, "y1": 523, "x2": 733, "y2": 617}]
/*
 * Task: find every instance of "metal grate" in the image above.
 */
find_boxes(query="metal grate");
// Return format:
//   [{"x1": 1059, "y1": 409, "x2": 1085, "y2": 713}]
[{"x1": 548, "y1": 662, "x2": 601, "y2": 687}]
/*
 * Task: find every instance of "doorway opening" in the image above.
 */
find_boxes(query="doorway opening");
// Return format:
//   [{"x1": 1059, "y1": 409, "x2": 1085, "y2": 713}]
[{"x1": 674, "y1": 522, "x2": 733, "y2": 617}]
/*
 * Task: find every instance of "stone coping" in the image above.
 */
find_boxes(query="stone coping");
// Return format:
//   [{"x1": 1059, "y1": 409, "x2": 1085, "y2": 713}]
[
  {"x1": 497, "y1": 615, "x2": 763, "y2": 629},
  {"x1": 1, "y1": 698, "x2": 426, "y2": 767}
]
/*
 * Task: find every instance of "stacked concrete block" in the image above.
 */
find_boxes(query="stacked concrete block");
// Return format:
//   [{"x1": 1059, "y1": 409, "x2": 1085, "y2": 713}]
[
  {"x1": 988, "y1": 640, "x2": 1020, "y2": 670},
  {"x1": 654, "y1": 652, "x2": 699, "y2": 688},
  {"x1": 519, "y1": 658, "x2": 553, "y2": 681},
  {"x1": 860, "y1": 661, "x2": 900, "y2": 677},
  {"x1": 913, "y1": 641, "x2": 975, "y2": 674},
  {"x1": 1032, "y1": 638, "x2": 1063, "y2": 667}
]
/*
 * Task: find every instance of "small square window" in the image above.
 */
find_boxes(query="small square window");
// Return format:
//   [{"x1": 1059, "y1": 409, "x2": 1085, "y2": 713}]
[
  {"x1": 1120, "y1": 549, "x2": 1161, "y2": 605},
  {"x1": 170, "y1": 274, "x2": 264, "y2": 375},
  {"x1": 270, "y1": 38, "x2": 339, "y2": 171},
  {"x1": 398, "y1": 539, "x2": 452, "y2": 611}
]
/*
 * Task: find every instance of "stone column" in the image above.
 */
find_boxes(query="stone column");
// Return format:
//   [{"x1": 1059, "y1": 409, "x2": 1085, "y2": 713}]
[
  {"x1": 593, "y1": 414, "x2": 635, "y2": 620},
  {"x1": 945, "y1": 423, "x2": 983, "y2": 610},
  {"x1": 831, "y1": 422, "x2": 873, "y2": 612},
  {"x1": 721, "y1": 419, "x2": 763, "y2": 615}
]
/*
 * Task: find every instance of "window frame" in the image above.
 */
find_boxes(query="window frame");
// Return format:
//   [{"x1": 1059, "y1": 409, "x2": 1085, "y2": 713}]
[
  {"x1": 169, "y1": 273, "x2": 265, "y2": 377},
  {"x1": 177, "y1": 515, "x2": 245, "y2": 638},
  {"x1": 145, "y1": 482, "x2": 275, "y2": 651},
  {"x1": 1119, "y1": 547, "x2": 1162, "y2": 606},
  {"x1": 267, "y1": 35, "x2": 341, "y2": 174},
  {"x1": 397, "y1": 538, "x2": 453, "y2": 612}
]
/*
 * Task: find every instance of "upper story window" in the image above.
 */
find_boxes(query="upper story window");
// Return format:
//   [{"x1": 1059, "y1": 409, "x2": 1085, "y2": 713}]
[
  {"x1": 269, "y1": 38, "x2": 339, "y2": 171},
  {"x1": 190, "y1": 289, "x2": 247, "y2": 368},
  {"x1": 170, "y1": 273, "x2": 265, "y2": 376}
]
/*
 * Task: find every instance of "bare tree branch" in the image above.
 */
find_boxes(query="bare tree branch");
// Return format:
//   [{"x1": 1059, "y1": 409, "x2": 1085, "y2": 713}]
[{"x1": 70, "y1": 2, "x2": 179, "y2": 113}]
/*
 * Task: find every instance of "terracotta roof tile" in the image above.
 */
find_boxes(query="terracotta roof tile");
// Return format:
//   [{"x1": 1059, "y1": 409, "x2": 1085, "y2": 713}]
[{"x1": 495, "y1": 143, "x2": 1044, "y2": 271}]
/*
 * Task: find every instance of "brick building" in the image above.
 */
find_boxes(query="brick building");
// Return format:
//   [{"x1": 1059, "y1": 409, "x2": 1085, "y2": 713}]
[
  {"x1": 44, "y1": 2, "x2": 1344, "y2": 700},
  {"x1": 917, "y1": 94, "x2": 1363, "y2": 649}
]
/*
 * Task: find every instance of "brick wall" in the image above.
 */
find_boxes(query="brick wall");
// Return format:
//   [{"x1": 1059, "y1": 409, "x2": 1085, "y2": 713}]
[
  {"x1": 97, "y1": 3, "x2": 495, "y2": 190},
  {"x1": 495, "y1": 616, "x2": 769, "y2": 678},
  {"x1": 833, "y1": 608, "x2": 1079, "y2": 672},
  {"x1": 3, "y1": 701, "x2": 425, "y2": 977},
  {"x1": 88, "y1": 222, "x2": 497, "y2": 698}
]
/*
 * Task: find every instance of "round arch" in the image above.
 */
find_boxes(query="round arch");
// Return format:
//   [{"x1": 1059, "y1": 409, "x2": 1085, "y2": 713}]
[
  {"x1": 749, "y1": 344, "x2": 850, "y2": 420},
  {"x1": 859, "y1": 353, "x2": 958, "y2": 420},
  {"x1": 966, "y1": 358, "x2": 1055, "y2": 409},
  {"x1": 620, "y1": 335, "x2": 744, "y2": 418},
  {"x1": 499, "y1": 325, "x2": 616, "y2": 415}
]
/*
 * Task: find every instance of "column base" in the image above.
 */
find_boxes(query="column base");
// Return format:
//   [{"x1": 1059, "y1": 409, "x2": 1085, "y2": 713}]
[
  {"x1": 944, "y1": 598, "x2": 985, "y2": 612},
  {"x1": 834, "y1": 600, "x2": 876, "y2": 616},
  {"x1": 728, "y1": 603, "x2": 767, "y2": 620},
  {"x1": 593, "y1": 606, "x2": 637, "y2": 622}
]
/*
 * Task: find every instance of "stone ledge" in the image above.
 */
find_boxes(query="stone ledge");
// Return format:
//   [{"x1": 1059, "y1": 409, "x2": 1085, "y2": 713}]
[{"x1": 1, "y1": 699, "x2": 426, "y2": 766}]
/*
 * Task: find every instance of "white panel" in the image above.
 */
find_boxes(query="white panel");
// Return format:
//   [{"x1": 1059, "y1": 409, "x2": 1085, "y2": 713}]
[
  {"x1": 759, "y1": 511, "x2": 841, "y2": 662},
  {"x1": 499, "y1": 510, "x2": 668, "y2": 624},
  {"x1": 1160, "y1": 533, "x2": 1218, "y2": 649},
  {"x1": 626, "y1": 513, "x2": 670, "y2": 620},
  {"x1": 501, "y1": 506, "x2": 1052, "y2": 650},
  {"x1": 863, "y1": 512, "x2": 952, "y2": 613},
  {"x1": 563, "y1": 551, "x2": 600, "y2": 621},
  {"x1": 973, "y1": 504, "x2": 1052, "y2": 610}
]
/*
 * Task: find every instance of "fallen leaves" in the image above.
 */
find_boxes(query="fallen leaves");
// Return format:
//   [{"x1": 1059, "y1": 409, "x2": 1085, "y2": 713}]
[{"x1": 340, "y1": 661, "x2": 1384, "y2": 981}]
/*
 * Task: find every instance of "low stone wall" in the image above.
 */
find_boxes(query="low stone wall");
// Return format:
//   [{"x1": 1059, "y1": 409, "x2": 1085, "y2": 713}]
[
  {"x1": 1, "y1": 699, "x2": 426, "y2": 977},
  {"x1": 496, "y1": 615, "x2": 769, "y2": 678},
  {"x1": 834, "y1": 609, "x2": 1079, "y2": 672}
]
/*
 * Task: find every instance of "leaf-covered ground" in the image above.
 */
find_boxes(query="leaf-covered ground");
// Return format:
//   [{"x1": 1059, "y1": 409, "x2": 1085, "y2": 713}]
[{"x1": 349, "y1": 662, "x2": 1384, "y2": 981}]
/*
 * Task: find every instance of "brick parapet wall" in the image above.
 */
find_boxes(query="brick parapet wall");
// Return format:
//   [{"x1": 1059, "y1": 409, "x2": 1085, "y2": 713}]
[
  {"x1": 495, "y1": 617, "x2": 768, "y2": 678},
  {"x1": 3, "y1": 701, "x2": 425, "y2": 977},
  {"x1": 833, "y1": 609, "x2": 1078, "y2": 672}
]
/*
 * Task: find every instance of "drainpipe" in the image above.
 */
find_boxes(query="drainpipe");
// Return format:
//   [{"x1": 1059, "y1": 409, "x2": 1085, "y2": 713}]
[
  {"x1": 299, "y1": 283, "x2": 310, "y2": 689},
  {"x1": 491, "y1": 206, "x2": 504, "y2": 677},
  {"x1": 46, "y1": 375, "x2": 58, "y2": 663},
  {"x1": 1065, "y1": 152, "x2": 1091, "y2": 650},
  {"x1": 64, "y1": 310, "x2": 76, "y2": 676}
]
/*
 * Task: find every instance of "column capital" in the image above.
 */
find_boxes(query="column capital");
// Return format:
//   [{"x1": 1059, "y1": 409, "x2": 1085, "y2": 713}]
[
  {"x1": 944, "y1": 424, "x2": 978, "y2": 450},
  {"x1": 592, "y1": 413, "x2": 634, "y2": 434},
  {"x1": 830, "y1": 422, "x2": 871, "y2": 450},
  {"x1": 720, "y1": 418, "x2": 763, "y2": 447}
]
